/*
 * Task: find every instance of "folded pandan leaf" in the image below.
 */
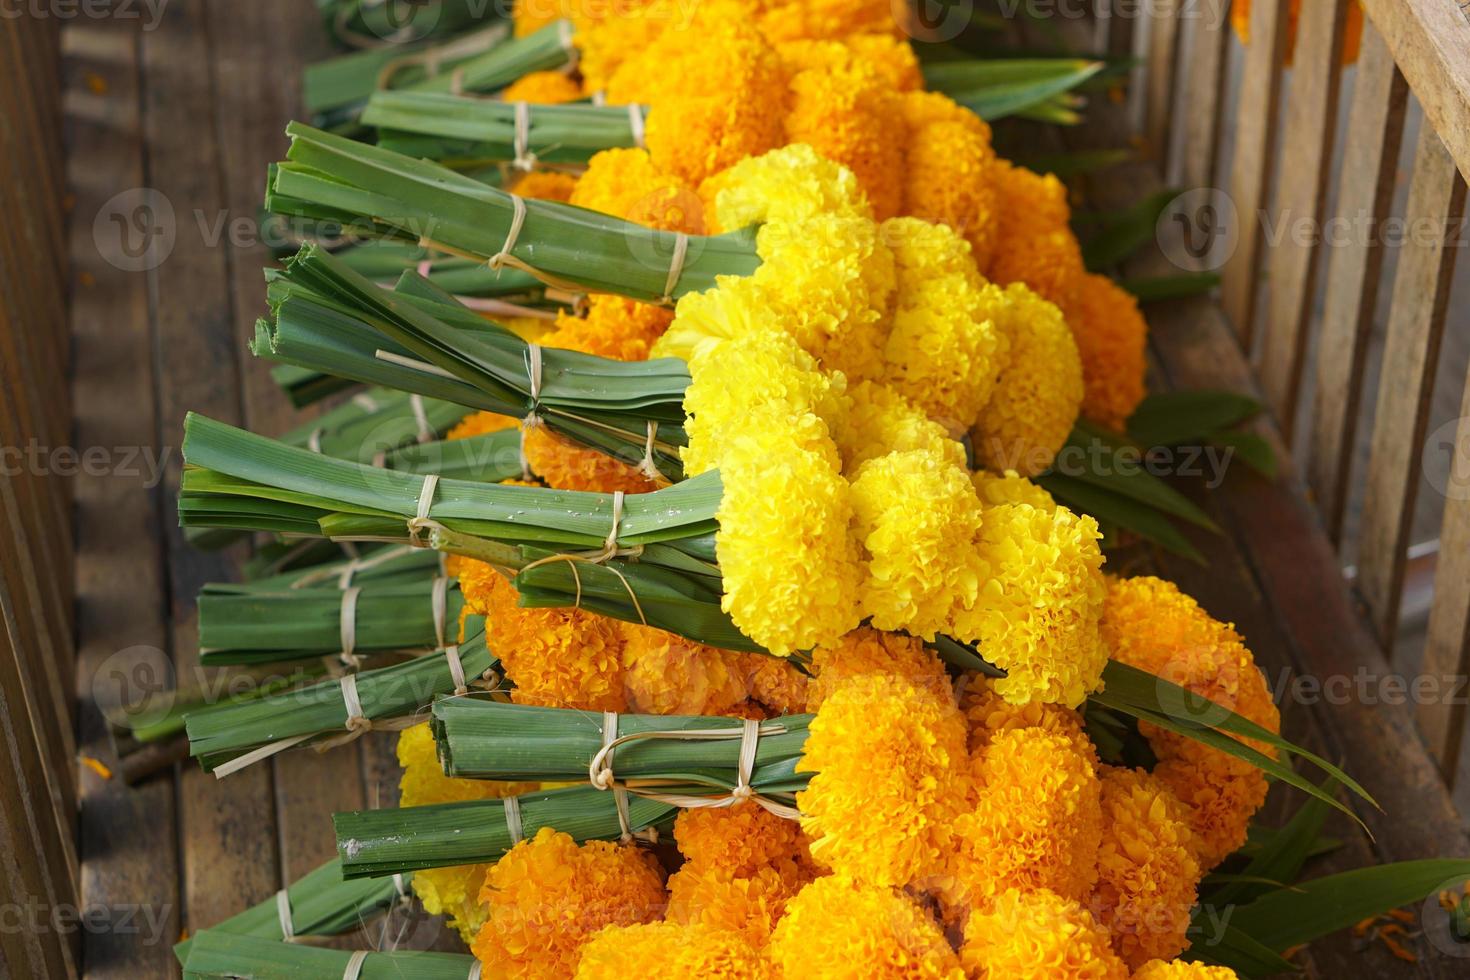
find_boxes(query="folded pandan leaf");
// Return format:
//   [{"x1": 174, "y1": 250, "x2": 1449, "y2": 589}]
[
  {"x1": 184, "y1": 615, "x2": 499, "y2": 774},
  {"x1": 173, "y1": 858, "x2": 410, "y2": 964},
  {"x1": 335, "y1": 785, "x2": 677, "y2": 878},
  {"x1": 314, "y1": 0, "x2": 499, "y2": 49},
  {"x1": 181, "y1": 930, "x2": 479, "y2": 980}
]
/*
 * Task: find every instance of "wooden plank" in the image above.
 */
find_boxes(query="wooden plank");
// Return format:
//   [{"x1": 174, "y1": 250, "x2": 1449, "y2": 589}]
[
  {"x1": 1355, "y1": 126, "x2": 1467, "y2": 657},
  {"x1": 1219, "y1": 0, "x2": 1290, "y2": 348},
  {"x1": 135, "y1": 0, "x2": 283, "y2": 934},
  {"x1": 62, "y1": 15, "x2": 184, "y2": 978},
  {"x1": 1174, "y1": 0, "x2": 1230, "y2": 190},
  {"x1": 200, "y1": 0, "x2": 366, "y2": 886},
  {"x1": 1307, "y1": 22, "x2": 1410, "y2": 545},
  {"x1": 1257, "y1": 0, "x2": 1350, "y2": 443},
  {"x1": 1357, "y1": 0, "x2": 1470, "y2": 186},
  {"x1": 1143, "y1": 0, "x2": 1183, "y2": 168},
  {"x1": 1422, "y1": 360, "x2": 1470, "y2": 782}
]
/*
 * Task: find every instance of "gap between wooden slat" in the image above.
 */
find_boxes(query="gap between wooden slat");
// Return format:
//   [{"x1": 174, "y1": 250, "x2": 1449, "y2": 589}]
[{"x1": 1173, "y1": 0, "x2": 1230, "y2": 191}]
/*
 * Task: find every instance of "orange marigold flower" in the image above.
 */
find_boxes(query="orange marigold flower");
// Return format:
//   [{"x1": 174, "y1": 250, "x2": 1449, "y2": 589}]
[
  {"x1": 620, "y1": 622, "x2": 751, "y2": 716},
  {"x1": 520, "y1": 424, "x2": 659, "y2": 494},
  {"x1": 959, "y1": 887, "x2": 1128, "y2": 980},
  {"x1": 782, "y1": 43, "x2": 905, "y2": 219},
  {"x1": 798, "y1": 671, "x2": 968, "y2": 886},
  {"x1": 501, "y1": 70, "x2": 584, "y2": 105},
  {"x1": 1091, "y1": 767, "x2": 1201, "y2": 969},
  {"x1": 1230, "y1": 0, "x2": 1363, "y2": 66},
  {"x1": 985, "y1": 160, "x2": 1086, "y2": 313},
  {"x1": 571, "y1": 148, "x2": 705, "y2": 233},
  {"x1": 673, "y1": 804, "x2": 808, "y2": 877},
  {"x1": 758, "y1": 0, "x2": 903, "y2": 44},
  {"x1": 769, "y1": 875, "x2": 964, "y2": 980},
  {"x1": 941, "y1": 727, "x2": 1102, "y2": 924},
  {"x1": 509, "y1": 168, "x2": 578, "y2": 202},
  {"x1": 544, "y1": 294, "x2": 674, "y2": 362},
  {"x1": 462, "y1": 560, "x2": 629, "y2": 710},
  {"x1": 473, "y1": 827, "x2": 666, "y2": 979},
  {"x1": 805, "y1": 627, "x2": 952, "y2": 712},
  {"x1": 666, "y1": 862, "x2": 808, "y2": 948},
  {"x1": 959, "y1": 676, "x2": 1092, "y2": 758},
  {"x1": 445, "y1": 410, "x2": 518, "y2": 441},
  {"x1": 900, "y1": 91, "x2": 1000, "y2": 269},
  {"x1": 1133, "y1": 961, "x2": 1241, "y2": 980},
  {"x1": 1100, "y1": 576, "x2": 1282, "y2": 868},
  {"x1": 575, "y1": 921, "x2": 767, "y2": 979},
  {"x1": 1068, "y1": 272, "x2": 1147, "y2": 431},
  {"x1": 741, "y1": 654, "x2": 810, "y2": 715}
]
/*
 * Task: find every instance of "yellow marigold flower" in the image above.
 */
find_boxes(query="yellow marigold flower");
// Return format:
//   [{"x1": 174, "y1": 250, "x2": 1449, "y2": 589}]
[
  {"x1": 758, "y1": 0, "x2": 904, "y2": 44},
  {"x1": 742, "y1": 653, "x2": 810, "y2": 715},
  {"x1": 414, "y1": 864, "x2": 491, "y2": 945},
  {"x1": 900, "y1": 91, "x2": 1000, "y2": 269},
  {"x1": 971, "y1": 469, "x2": 1058, "y2": 512},
  {"x1": 715, "y1": 426, "x2": 863, "y2": 654},
  {"x1": 1100, "y1": 576, "x2": 1281, "y2": 867},
  {"x1": 445, "y1": 410, "x2": 518, "y2": 441},
  {"x1": 1230, "y1": 0, "x2": 1363, "y2": 66},
  {"x1": 835, "y1": 379, "x2": 967, "y2": 475},
  {"x1": 985, "y1": 161, "x2": 1086, "y2": 312},
  {"x1": 1069, "y1": 272, "x2": 1147, "y2": 431},
  {"x1": 797, "y1": 675, "x2": 968, "y2": 886},
  {"x1": 1133, "y1": 961, "x2": 1240, "y2": 980},
  {"x1": 949, "y1": 500, "x2": 1107, "y2": 708},
  {"x1": 970, "y1": 283, "x2": 1084, "y2": 477},
  {"x1": 620, "y1": 622, "x2": 750, "y2": 716},
  {"x1": 512, "y1": 0, "x2": 574, "y2": 36},
  {"x1": 783, "y1": 47, "x2": 905, "y2": 220},
  {"x1": 881, "y1": 217, "x2": 1010, "y2": 428},
  {"x1": 958, "y1": 676, "x2": 1091, "y2": 757},
  {"x1": 680, "y1": 329, "x2": 846, "y2": 478},
  {"x1": 1092, "y1": 767, "x2": 1201, "y2": 969},
  {"x1": 570, "y1": 148, "x2": 705, "y2": 233},
  {"x1": 943, "y1": 727, "x2": 1102, "y2": 923},
  {"x1": 561, "y1": 0, "x2": 671, "y2": 91},
  {"x1": 461, "y1": 560, "x2": 630, "y2": 710},
  {"x1": 959, "y1": 887, "x2": 1128, "y2": 980},
  {"x1": 850, "y1": 448, "x2": 984, "y2": 637},
  {"x1": 705, "y1": 140, "x2": 871, "y2": 228},
  {"x1": 674, "y1": 803, "x2": 808, "y2": 876},
  {"x1": 769, "y1": 875, "x2": 964, "y2": 980},
  {"x1": 805, "y1": 627, "x2": 952, "y2": 711},
  {"x1": 575, "y1": 921, "x2": 767, "y2": 979},
  {"x1": 666, "y1": 862, "x2": 807, "y2": 948},
  {"x1": 473, "y1": 827, "x2": 667, "y2": 979},
  {"x1": 501, "y1": 70, "x2": 584, "y2": 105}
]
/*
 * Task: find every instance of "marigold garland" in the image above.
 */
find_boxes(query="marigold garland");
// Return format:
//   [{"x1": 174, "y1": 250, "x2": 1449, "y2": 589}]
[
  {"x1": 574, "y1": 920, "x2": 768, "y2": 978},
  {"x1": 958, "y1": 887, "x2": 1128, "y2": 980}
]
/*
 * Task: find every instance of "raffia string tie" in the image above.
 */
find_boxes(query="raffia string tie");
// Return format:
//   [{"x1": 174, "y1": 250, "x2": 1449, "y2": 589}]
[
  {"x1": 511, "y1": 100, "x2": 537, "y2": 171},
  {"x1": 468, "y1": 961, "x2": 483, "y2": 980},
  {"x1": 409, "y1": 394, "x2": 433, "y2": 444},
  {"x1": 307, "y1": 428, "x2": 324, "y2": 454},
  {"x1": 406, "y1": 474, "x2": 441, "y2": 548},
  {"x1": 557, "y1": 18, "x2": 578, "y2": 72},
  {"x1": 431, "y1": 575, "x2": 451, "y2": 650},
  {"x1": 636, "y1": 421, "x2": 661, "y2": 482},
  {"x1": 627, "y1": 103, "x2": 646, "y2": 149},
  {"x1": 470, "y1": 194, "x2": 587, "y2": 293},
  {"x1": 659, "y1": 233, "x2": 688, "y2": 305},
  {"x1": 514, "y1": 490, "x2": 647, "y2": 624},
  {"x1": 488, "y1": 193, "x2": 527, "y2": 276},
  {"x1": 338, "y1": 585, "x2": 363, "y2": 670},
  {"x1": 592, "y1": 711, "x2": 636, "y2": 841},
  {"x1": 276, "y1": 889, "x2": 296, "y2": 942},
  {"x1": 503, "y1": 794, "x2": 524, "y2": 845},
  {"x1": 340, "y1": 672, "x2": 370, "y2": 737},
  {"x1": 352, "y1": 392, "x2": 381, "y2": 413},
  {"x1": 343, "y1": 949, "x2": 370, "y2": 980},
  {"x1": 522, "y1": 343, "x2": 544, "y2": 429}
]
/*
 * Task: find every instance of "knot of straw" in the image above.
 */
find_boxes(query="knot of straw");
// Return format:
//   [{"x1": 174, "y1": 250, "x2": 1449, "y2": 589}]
[
  {"x1": 586, "y1": 716, "x2": 800, "y2": 825},
  {"x1": 511, "y1": 100, "x2": 537, "y2": 171},
  {"x1": 481, "y1": 194, "x2": 586, "y2": 294},
  {"x1": 406, "y1": 474, "x2": 441, "y2": 547},
  {"x1": 658, "y1": 233, "x2": 689, "y2": 306},
  {"x1": 635, "y1": 421, "x2": 663, "y2": 483},
  {"x1": 515, "y1": 490, "x2": 649, "y2": 624},
  {"x1": 627, "y1": 103, "x2": 646, "y2": 149},
  {"x1": 338, "y1": 585, "x2": 363, "y2": 670}
]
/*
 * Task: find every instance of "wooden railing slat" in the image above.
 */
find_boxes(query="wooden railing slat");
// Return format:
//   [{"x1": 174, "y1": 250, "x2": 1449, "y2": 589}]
[
  {"x1": 1258, "y1": 0, "x2": 1350, "y2": 442},
  {"x1": 1420, "y1": 364, "x2": 1470, "y2": 781},
  {"x1": 1307, "y1": 21, "x2": 1409, "y2": 546},
  {"x1": 1144, "y1": 0, "x2": 1183, "y2": 170},
  {"x1": 1356, "y1": 125, "x2": 1468, "y2": 657},
  {"x1": 1220, "y1": 0, "x2": 1291, "y2": 348},
  {"x1": 1358, "y1": 0, "x2": 1470, "y2": 185},
  {"x1": 1174, "y1": 0, "x2": 1230, "y2": 191}
]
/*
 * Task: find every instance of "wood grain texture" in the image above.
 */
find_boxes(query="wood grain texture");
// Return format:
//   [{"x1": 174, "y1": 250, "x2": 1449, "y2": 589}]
[
  {"x1": 1220, "y1": 0, "x2": 1290, "y2": 347},
  {"x1": 1143, "y1": 0, "x2": 1182, "y2": 169},
  {"x1": 1258, "y1": 0, "x2": 1349, "y2": 442},
  {"x1": 62, "y1": 15, "x2": 183, "y2": 979},
  {"x1": 1356, "y1": 125, "x2": 1467, "y2": 658},
  {"x1": 1174, "y1": 0, "x2": 1230, "y2": 191},
  {"x1": 1358, "y1": 0, "x2": 1470, "y2": 185},
  {"x1": 1307, "y1": 21, "x2": 1409, "y2": 545}
]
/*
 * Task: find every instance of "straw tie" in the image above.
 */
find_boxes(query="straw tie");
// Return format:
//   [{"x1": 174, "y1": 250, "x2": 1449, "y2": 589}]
[
  {"x1": 409, "y1": 394, "x2": 433, "y2": 444},
  {"x1": 503, "y1": 794, "x2": 524, "y2": 845},
  {"x1": 515, "y1": 491, "x2": 648, "y2": 624},
  {"x1": 406, "y1": 474, "x2": 441, "y2": 547},
  {"x1": 338, "y1": 585, "x2": 363, "y2": 670},
  {"x1": 659, "y1": 233, "x2": 689, "y2": 306},
  {"x1": 636, "y1": 421, "x2": 662, "y2": 483},
  {"x1": 276, "y1": 889, "x2": 296, "y2": 942},
  {"x1": 343, "y1": 950, "x2": 369, "y2": 980},
  {"x1": 511, "y1": 100, "x2": 537, "y2": 171},
  {"x1": 627, "y1": 103, "x2": 646, "y2": 149}
]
